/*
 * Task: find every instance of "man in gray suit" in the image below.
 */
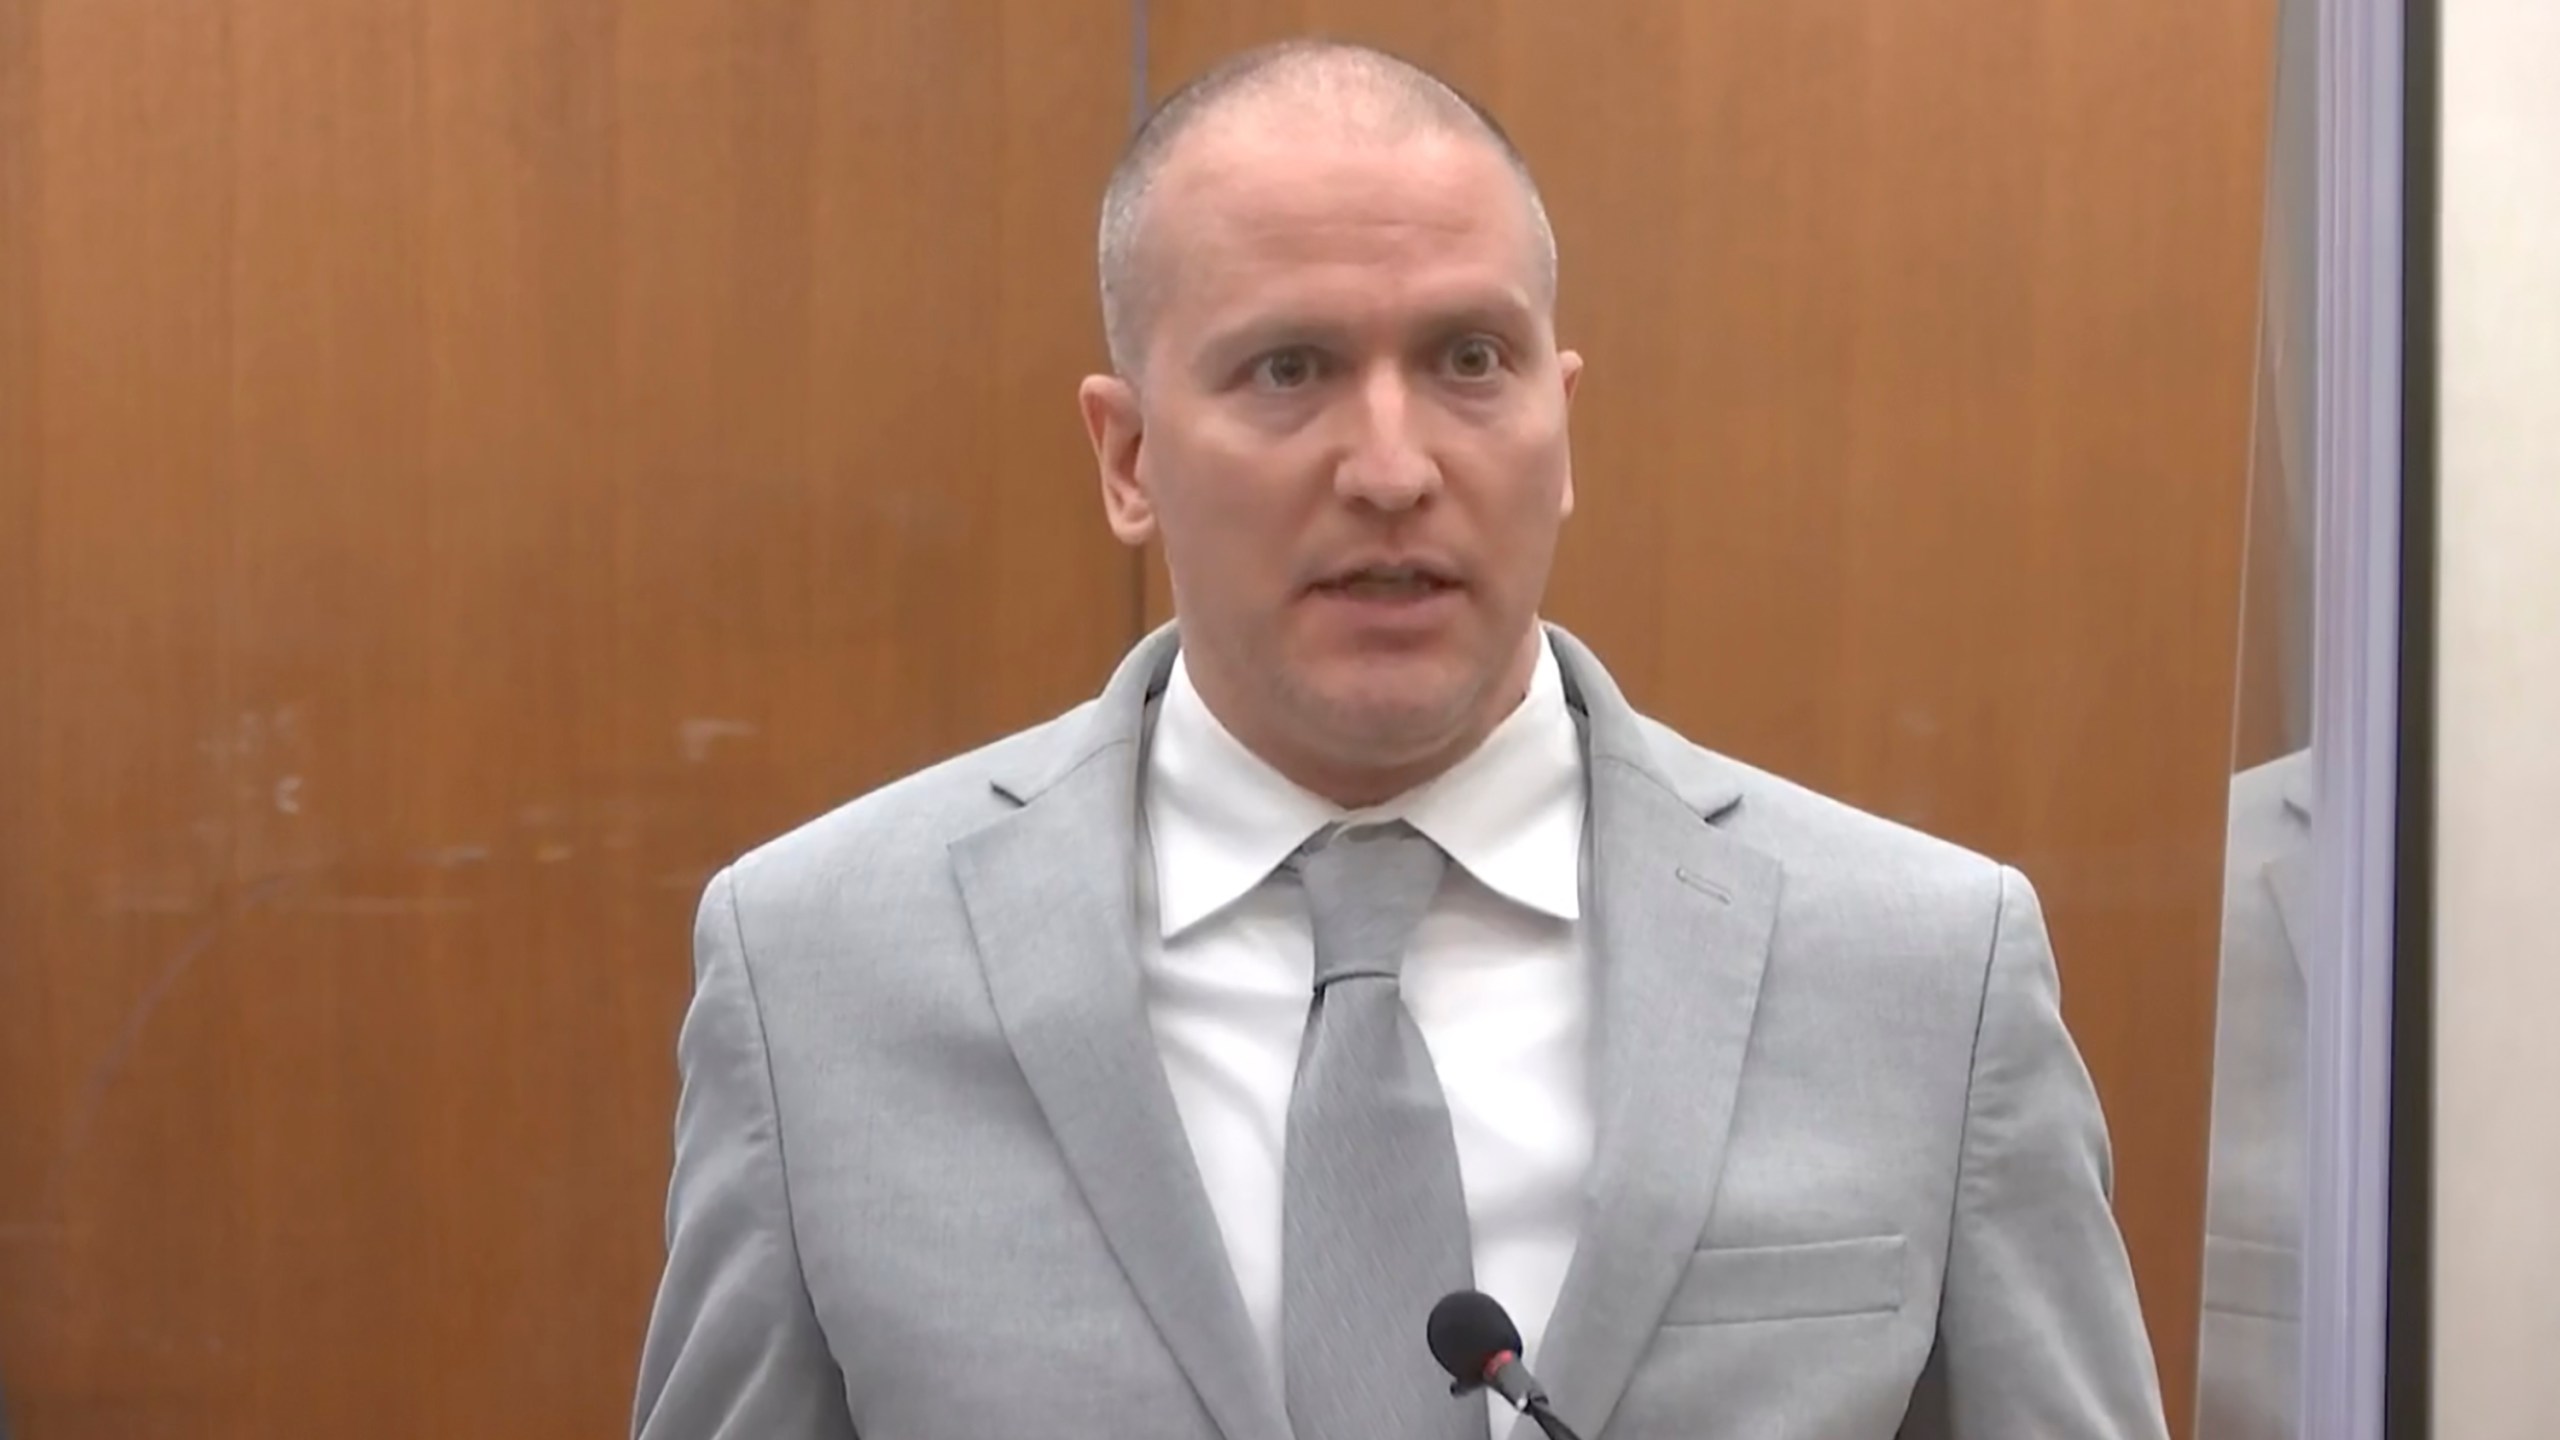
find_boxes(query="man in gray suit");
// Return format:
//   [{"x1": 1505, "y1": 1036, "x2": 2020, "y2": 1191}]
[
  {"x1": 633, "y1": 39, "x2": 2168, "y2": 1440},
  {"x1": 2194, "y1": 749, "x2": 2314, "y2": 1440}
]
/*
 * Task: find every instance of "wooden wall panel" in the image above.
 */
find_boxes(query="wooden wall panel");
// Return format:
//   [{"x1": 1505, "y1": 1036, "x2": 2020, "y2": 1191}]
[
  {"x1": 2, "y1": 4, "x2": 250, "y2": 1432},
  {"x1": 3, "y1": 0, "x2": 2276, "y2": 1431},
  {"x1": 0, "y1": 2, "x2": 1135, "y2": 1435},
  {"x1": 1147, "y1": 6, "x2": 2275, "y2": 1432}
]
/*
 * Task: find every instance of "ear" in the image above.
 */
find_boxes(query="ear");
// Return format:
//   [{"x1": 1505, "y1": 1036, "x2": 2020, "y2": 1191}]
[
  {"x1": 1078, "y1": 373, "x2": 1155, "y2": 547},
  {"x1": 1556, "y1": 349, "x2": 1584, "y2": 519}
]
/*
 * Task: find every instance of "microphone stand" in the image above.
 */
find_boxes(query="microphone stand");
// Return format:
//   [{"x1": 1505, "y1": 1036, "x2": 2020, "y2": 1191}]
[{"x1": 1524, "y1": 1399, "x2": 1584, "y2": 1440}]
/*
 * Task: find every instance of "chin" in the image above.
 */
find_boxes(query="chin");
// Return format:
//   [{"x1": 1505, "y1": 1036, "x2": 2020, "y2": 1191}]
[{"x1": 1291, "y1": 665, "x2": 1480, "y2": 755}]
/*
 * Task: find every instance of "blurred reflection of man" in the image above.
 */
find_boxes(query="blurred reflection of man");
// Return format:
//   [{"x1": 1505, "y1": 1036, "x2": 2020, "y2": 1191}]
[
  {"x1": 633, "y1": 38, "x2": 2167, "y2": 1440},
  {"x1": 2196, "y1": 749, "x2": 2314, "y2": 1440}
]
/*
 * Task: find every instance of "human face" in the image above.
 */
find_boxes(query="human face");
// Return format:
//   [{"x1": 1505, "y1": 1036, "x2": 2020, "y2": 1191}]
[{"x1": 1079, "y1": 124, "x2": 1582, "y2": 806}]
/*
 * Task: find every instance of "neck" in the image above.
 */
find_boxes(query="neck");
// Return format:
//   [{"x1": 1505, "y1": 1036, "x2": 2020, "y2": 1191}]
[{"x1": 1187, "y1": 627, "x2": 1545, "y2": 810}]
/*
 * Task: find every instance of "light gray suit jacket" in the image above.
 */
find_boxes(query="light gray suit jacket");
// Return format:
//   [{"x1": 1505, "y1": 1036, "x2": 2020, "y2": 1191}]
[
  {"x1": 633, "y1": 625, "x2": 2167, "y2": 1440},
  {"x1": 2194, "y1": 750, "x2": 2313, "y2": 1440}
]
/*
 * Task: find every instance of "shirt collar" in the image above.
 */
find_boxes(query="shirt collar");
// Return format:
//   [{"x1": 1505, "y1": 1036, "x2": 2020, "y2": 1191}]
[{"x1": 1145, "y1": 635, "x2": 1585, "y2": 939}]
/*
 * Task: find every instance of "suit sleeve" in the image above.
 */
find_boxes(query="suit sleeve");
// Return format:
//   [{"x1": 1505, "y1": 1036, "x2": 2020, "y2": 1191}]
[
  {"x1": 1932, "y1": 866, "x2": 2170, "y2": 1439},
  {"x1": 632, "y1": 867, "x2": 860, "y2": 1440}
]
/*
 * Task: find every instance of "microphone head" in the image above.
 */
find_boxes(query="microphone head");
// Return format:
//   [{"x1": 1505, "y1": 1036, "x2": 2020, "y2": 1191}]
[{"x1": 1427, "y1": 1289, "x2": 1524, "y2": 1388}]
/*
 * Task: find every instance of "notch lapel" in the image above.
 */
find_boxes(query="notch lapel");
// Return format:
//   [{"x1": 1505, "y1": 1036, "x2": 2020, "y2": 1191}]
[
  {"x1": 2265, "y1": 754, "x2": 2316, "y2": 982},
  {"x1": 1525, "y1": 630, "x2": 1782, "y2": 1440},
  {"x1": 949, "y1": 629, "x2": 1289, "y2": 1440}
]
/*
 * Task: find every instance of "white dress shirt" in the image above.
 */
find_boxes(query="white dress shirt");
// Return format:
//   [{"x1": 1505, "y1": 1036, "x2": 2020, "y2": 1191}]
[{"x1": 1138, "y1": 635, "x2": 1594, "y2": 1428}]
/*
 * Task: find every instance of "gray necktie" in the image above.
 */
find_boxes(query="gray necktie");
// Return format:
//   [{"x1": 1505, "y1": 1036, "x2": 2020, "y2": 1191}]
[{"x1": 1282, "y1": 821, "x2": 1484, "y2": 1440}]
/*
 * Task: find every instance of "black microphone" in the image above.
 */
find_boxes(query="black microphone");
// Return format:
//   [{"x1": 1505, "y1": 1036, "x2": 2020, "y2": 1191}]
[{"x1": 1427, "y1": 1291, "x2": 1586, "y2": 1440}]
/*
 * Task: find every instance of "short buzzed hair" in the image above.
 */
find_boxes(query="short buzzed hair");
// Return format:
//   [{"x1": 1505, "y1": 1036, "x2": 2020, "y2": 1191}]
[{"x1": 1096, "y1": 39, "x2": 1560, "y2": 379}]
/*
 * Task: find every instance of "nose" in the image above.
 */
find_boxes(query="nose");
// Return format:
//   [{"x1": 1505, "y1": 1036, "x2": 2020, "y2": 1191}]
[{"x1": 1332, "y1": 369, "x2": 1441, "y2": 511}]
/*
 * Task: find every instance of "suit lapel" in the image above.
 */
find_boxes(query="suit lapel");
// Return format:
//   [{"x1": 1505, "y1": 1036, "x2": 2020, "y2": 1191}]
[
  {"x1": 1525, "y1": 630, "x2": 1781, "y2": 1440},
  {"x1": 949, "y1": 628, "x2": 1289, "y2": 1440},
  {"x1": 2265, "y1": 754, "x2": 2316, "y2": 981}
]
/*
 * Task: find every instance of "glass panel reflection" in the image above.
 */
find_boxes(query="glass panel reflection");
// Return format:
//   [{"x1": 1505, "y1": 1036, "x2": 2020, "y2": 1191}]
[{"x1": 2195, "y1": 0, "x2": 2317, "y2": 1431}]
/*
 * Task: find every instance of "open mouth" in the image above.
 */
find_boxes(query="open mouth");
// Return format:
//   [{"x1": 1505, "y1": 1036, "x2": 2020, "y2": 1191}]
[{"x1": 1312, "y1": 564, "x2": 1461, "y2": 600}]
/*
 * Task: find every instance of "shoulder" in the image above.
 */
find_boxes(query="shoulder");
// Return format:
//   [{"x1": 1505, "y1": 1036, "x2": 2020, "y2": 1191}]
[
  {"x1": 1628, "y1": 716, "x2": 2068, "y2": 1099},
  {"x1": 2223, "y1": 747, "x2": 2313, "y2": 873},
  {"x1": 721, "y1": 701, "x2": 1100, "y2": 913},
  {"x1": 1638, "y1": 714, "x2": 2010, "y2": 893},
  {"x1": 1628, "y1": 707, "x2": 2027, "y2": 1009}
]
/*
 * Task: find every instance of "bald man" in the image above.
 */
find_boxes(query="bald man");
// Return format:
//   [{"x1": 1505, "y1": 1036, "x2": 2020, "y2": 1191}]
[{"x1": 633, "y1": 40, "x2": 2168, "y2": 1440}]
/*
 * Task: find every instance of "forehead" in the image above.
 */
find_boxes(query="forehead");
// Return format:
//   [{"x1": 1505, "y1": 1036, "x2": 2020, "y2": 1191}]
[{"x1": 1144, "y1": 125, "x2": 1541, "y2": 328}]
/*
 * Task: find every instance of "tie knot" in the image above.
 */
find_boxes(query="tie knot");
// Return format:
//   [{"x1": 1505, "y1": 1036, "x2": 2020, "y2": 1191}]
[{"x1": 1294, "y1": 821, "x2": 1449, "y2": 991}]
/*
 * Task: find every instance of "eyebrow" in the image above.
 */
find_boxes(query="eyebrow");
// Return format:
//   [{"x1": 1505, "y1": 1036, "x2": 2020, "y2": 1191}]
[
  {"x1": 1410, "y1": 296, "x2": 1541, "y2": 345},
  {"x1": 1190, "y1": 318, "x2": 1347, "y2": 385}
]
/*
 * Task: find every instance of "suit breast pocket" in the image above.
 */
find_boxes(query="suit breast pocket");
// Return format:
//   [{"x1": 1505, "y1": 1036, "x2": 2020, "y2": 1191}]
[{"x1": 1662, "y1": 1234, "x2": 1908, "y2": 1326}]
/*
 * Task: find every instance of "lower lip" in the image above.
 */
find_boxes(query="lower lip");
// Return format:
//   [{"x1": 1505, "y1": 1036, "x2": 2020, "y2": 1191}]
[{"x1": 1307, "y1": 583, "x2": 1464, "y2": 628}]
